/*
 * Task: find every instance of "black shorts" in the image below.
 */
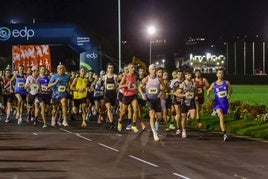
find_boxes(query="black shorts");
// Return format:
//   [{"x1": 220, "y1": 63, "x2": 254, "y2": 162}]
[
  {"x1": 15, "y1": 93, "x2": 27, "y2": 101},
  {"x1": 181, "y1": 102, "x2": 196, "y2": 113},
  {"x1": 87, "y1": 92, "x2": 94, "y2": 104},
  {"x1": 118, "y1": 92, "x2": 124, "y2": 102},
  {"x1": 73, "y1": 97, "x2": 87, "y2": 108},
  {"x1": 52, "y1": 96, "x2": 67, "y2": 106},
  {"x1": 104, "y1": 92, "x2": 117, "y2": 106},
  {"x1": 166, "y1": 97, "x2": 172, "y2": 109},
  {"x1": 122, "y1": 94, "x2": 137, "y2": 105},
  {"x1": 27, "y1": 94, "x2": 38, "y2": 107},
  {"x1": 147, "y1": 98, "x2": 162, "y2": 113},
  {"x1": 138, "y1": 98, "x2": 146, "y2": 107},
  {"x1": 2, "y1": 93, "x2": 15, "y2": 106},
  {"x1": 195, "y1": 98, "x2": 205, "y2": 105},
  {"x1": 38, "y1": 93, "x2": 51, "y2": 105}
]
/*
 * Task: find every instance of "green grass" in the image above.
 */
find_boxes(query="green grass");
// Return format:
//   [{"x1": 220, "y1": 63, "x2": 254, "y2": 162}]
[{"x1": 231, "y1": 85, "x2": 268, "y2": 105}]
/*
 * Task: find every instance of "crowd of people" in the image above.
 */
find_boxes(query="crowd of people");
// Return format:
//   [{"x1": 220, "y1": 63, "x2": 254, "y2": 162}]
[{"x1": 0, "y1": 62, "x2": 232, "y2": 142}]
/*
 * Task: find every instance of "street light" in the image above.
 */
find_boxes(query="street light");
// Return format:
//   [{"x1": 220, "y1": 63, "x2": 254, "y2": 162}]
[{"x1": 147, "y1": 26, "x2": 156, "y2": 65}]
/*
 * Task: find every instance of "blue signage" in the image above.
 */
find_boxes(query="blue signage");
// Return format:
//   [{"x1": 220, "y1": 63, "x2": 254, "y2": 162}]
[{"x1": 0, "y1": 23, "x2": 100, "y2": 72}]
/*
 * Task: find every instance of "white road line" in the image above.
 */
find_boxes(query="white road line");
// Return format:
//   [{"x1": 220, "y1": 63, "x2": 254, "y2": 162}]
[
  {"x1": 33, "y1": 133, "x2": 38, "y2": 135},
  {"x1": 173, "y1": 172, "x2": 191, "y2": 179},
  {"x1": 59, "y1": 128, "x2": 73, "y2": 134},
  {"x1": 115, "y1": 134, "x2": 122, "y2": 137},
  {"x1": 234, "y1": 174, "x2": 248, "y2": 179},
  {"x1": 75, "y1": 133, "x2": 92, "y2": 142},
  {"x1": 128, "y1": 155, "x2": 159, "y2": 168},
  {"x1": 98, "y1": 143, "x2": 119, "y2": 152}
]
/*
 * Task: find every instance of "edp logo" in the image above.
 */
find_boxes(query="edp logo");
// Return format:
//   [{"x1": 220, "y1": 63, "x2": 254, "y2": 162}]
[
  {"x1": 86, "y1": 52, "x2": 98, "y2": 59},
  {"x1": 0, "y1": 26, "x2": 35, "y2": 41}
]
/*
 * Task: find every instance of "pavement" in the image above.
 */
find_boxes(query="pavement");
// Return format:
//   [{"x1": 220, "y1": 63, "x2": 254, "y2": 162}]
[{"x1": 0, "y1": 114, "x2": 268, "y2": 179}]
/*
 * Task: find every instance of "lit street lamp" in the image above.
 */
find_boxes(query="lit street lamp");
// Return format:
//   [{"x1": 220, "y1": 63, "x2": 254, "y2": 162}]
[{"x1": 147, "y1": 26, "x2": 156, "y2": 65}]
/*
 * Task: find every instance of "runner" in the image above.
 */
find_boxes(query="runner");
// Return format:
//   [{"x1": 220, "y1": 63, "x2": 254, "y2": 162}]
[
  {"x1": 48, "y1": 64, "x2": 70, "y2": 127},
  {"x1": 37, "y1": 65, "x2": 51, "y2": 128},
  {"x1": 10, "y1": 64, "x2": 27, "y2": 125},
  {"x1": 24, "y1": 66, "x2": 40, "y2": 126},
  {"x1": 93, "y1": 71, "x2": 105, "y2": 124},
  {"x1": 175, "y1": 69, "x2": 196, "y2": 138},
  {"x1": 117, "y1": 63, "x2": 139, "y2": 132},
  {"x1": 70, "y1": 67, "x2": 88, "y2": 127},
  {"x1": 193, "y1": 69, "x2": 209, "y2": 128},
  {"x1": 136, "y1": 67, "x2": 146, "y2": 130},
  {"x1": 207, "y1": 68, "x2": 233, "y2": 141},
  {"x1": 138, "y1": 64, "x2": 167, "y2": 141},
  {"x1": 103, "y1": 63, "x2": 118, "y2": 129}
]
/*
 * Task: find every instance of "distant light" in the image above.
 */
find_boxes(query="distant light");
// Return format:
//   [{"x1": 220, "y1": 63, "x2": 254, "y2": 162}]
[
  {"x1": 211, "y1": 45, "x2": 214, "y2": 48},
  {"x1": 156, "y1": 61, "x2": 159, "y2": 65},
  {"x1": 206, "y1": 53, "x2": 211, "y2": 59},
  {"x1": 190, "y1": 54, "x2": 193, "y2": 59},
  {"x1": 147, "y1": 26, "x2": 156, "y2": 35},
  {"x1": 162, "y1": 59, "x2": 165, "y2": 63}
]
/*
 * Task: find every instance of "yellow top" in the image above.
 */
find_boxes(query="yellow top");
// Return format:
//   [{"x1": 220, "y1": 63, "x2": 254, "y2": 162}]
[{"x1": 73, "y1": 77, "x2": 88, "y2": 99}]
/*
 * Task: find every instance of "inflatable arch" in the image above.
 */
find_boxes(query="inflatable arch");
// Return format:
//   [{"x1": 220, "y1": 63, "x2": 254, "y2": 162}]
[{"x1": 0, "y1": 23, "x2": 100, "y2": 72}]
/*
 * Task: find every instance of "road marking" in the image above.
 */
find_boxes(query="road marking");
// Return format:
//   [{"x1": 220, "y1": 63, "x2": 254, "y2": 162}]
[
  {"x1": 129, "y1": 155, "x2": 159, "y2": 168},
  {"x1": 173, "y1": 173, "x2": 191, "y2": 179},
  {"x1": 98, "y1": 143, "x2": 119, "y2": 152},
  {"x1": 33, "y1": 133, "x2": 38, "y2": 135},
  {"x1": 115, "y1": 134, "x2": 122, "y2": 137},
  {"x1": 59, "y1": 128, "x2": 73, "y2": 134},
  {"x1": 234, "y1": 174, "x2": 248, "y2": 179},
  {"x1": 75, "y1": 133, "x2": 92, "y2": 141}
]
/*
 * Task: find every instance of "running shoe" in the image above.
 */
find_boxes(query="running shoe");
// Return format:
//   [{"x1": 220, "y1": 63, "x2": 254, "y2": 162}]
[
  {"x1": 42, "y1": 123, "x2": 47, "y2": 128},
  {"x1": 57, "y1": 120, "x2": 62, "y2": 126},
  {"x1": 126, "y1": 123, "x2": 132, "y2": 130},
  {"x1": 153, "y1": 134, "x2": 160, "y2": 141},
  {"x1": 15, "y1": 112, "x2": 19, "y2": 119},
  {"x1": 165, "y1": 127, "x2": 171, "y2": 132},
  {"x1": 223, "y1": 134, "x2": 228, "y2": 141},
  {"x1": 81, "y1": 121, "x2": 87, "y2": 127},
  {"x1": 62, "y1": 119, "x2": 69, "y2": 127},
  {"x1": 5, "y1": 118, "x2": 10, "y2": 123},
  {"x1": 176, "y1": 129, "x2": 181, "y2": 135},
  {"x1": 117, "y1": 122, "x2": 122, "y2": 132},
  {"x1": 141, "y1": 122, "x2": 146, "y2": 130},
  {"x1": 131, "y1": 125, "x2": 139, "y2": 133},
  {"x1": 51, "y1": 118, "x2": 56, "y2": 127},
  {"x1": 26, "y1": 116, "x2": 31, "y2": 123},
  {"x1": 31, "y1": 117, "x2": 34, "y2": 122},
  {"x1": 18, "y1": 118, "x2": 22, "y2": 125},
  {"x1": 33, "y1": 120, "x2": 37, "y2": 126},
  {"x1": 182, "y1": 130, "x2": 187, "y2": 138},
  {"x1": 169, "y1": 124, "x2": 176, "y2": 130}
]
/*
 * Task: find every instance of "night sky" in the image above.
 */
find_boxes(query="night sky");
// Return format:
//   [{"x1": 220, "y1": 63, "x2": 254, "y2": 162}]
[{"x1": 1, "y1": 0, "x2": 268, "y2": 66}]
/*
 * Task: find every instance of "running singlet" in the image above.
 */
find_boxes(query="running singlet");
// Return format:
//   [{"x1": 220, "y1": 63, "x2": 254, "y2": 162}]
[
  {"x1": 182, "y1": 81, "x2": 195, "y2": 106},
  {"x1": 170, "y1": 79, "x2": 184, "y2": 101},
  {"x1": 14, "y1": 74, "x2": 27, "y2": 95},
  {"x1": 123, "y1": 74, "x2": 137, "y2": 96},
  {"x1": 39, "y1": 75, "x2": 50, "y2": 93},
  {"x1": 49, "y1": 73, "x2": 70, "y2": 99},
  {"x1": 214, "y1": 80, "x2": 229, "y2": 110},
  {"x1": 94, "y1": 79, "x2": 104, "y2": 97},
  {"x1": 104, "y1": 75, "x2": 117, "y2": 94},
  {"x1": 73, "y1": 77, "x2": 88, "y2": 99},
  {"x1": 145, "y1": 76, "x2": 160, "y2": 100},
  {"x1": 25, "y1": 75, "x2": 39, "y2": 95},
  {"x1": 194, "y1": 78, "x2": 206, "y2": 98}
]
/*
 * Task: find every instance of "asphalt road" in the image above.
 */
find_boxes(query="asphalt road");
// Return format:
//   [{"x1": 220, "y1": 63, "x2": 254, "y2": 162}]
[{"x1": 0, "y1": 115, "x2": 267, "y2": 179}]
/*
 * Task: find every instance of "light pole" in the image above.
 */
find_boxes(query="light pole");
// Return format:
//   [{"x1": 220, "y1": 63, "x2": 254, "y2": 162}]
[{"x1": 147, "y1": 26, "x2": 156, "y2": 65}]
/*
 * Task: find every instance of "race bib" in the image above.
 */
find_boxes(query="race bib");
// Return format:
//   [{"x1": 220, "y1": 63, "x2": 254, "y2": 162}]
[
  {"x1": 148, "y1": 87, "x2": 158, "y2": 94},
  {"x1": 106, "y1": 84, "x2": 115, "y2": 90},
  {"x1": 30, "y1": 84, "x2": 39, "y2": 92},
  {"x1": 41, "y1": 85, "x2": 48, "y2": 91},
  {"x1": 58, "y1": 85, "x2": 66, "y2": 92},
  {"x1": 197, "y1": 88, "x2": 203, "y2": 94},
  {"x1": 18, "y1": 82, "x2": 24, "y2": 88},
  {"x1": 218, "y1": 91, "x2": 227, "y2": 98},
  {"x1": 128, "y1": 84, "x2": 136, "y2": 90}
]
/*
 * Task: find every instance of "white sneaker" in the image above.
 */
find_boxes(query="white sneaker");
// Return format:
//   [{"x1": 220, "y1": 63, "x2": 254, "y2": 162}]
[
  {"x1": 176, "y1": 129, "x2": 181, "y2": 135},
  {"x1": 154, "y1": 135, "x2": 160, "y2": 141},
  {"x1": 223, "y1": 134, "x2": 228, "y2": 141},
  {"x1": 17, "y1": 118, "x2": 22, "y2": 125},
  {"x1": 51, "y1": 118, "x2": 56, "y2": 127},
  {"x1": 182, "y1": 130, "x2": 187, "y2": 138},
  {"x1": 62, "y1": 119, "x2": 69, "y2": 127}
]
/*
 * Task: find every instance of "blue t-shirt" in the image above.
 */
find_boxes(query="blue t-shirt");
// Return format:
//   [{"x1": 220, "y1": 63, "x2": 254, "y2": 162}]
[
  {"x1": 14, "y1": 74, "x2": 27, "y2": 95},
  {"x1": 49, "y1": 73, "x2": 70, "y2": 99}
]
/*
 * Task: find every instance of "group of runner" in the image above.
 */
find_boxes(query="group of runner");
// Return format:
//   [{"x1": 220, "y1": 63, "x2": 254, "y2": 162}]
[{"x1": 0, "y1": 62, "x2": 232, "y2": 141}]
